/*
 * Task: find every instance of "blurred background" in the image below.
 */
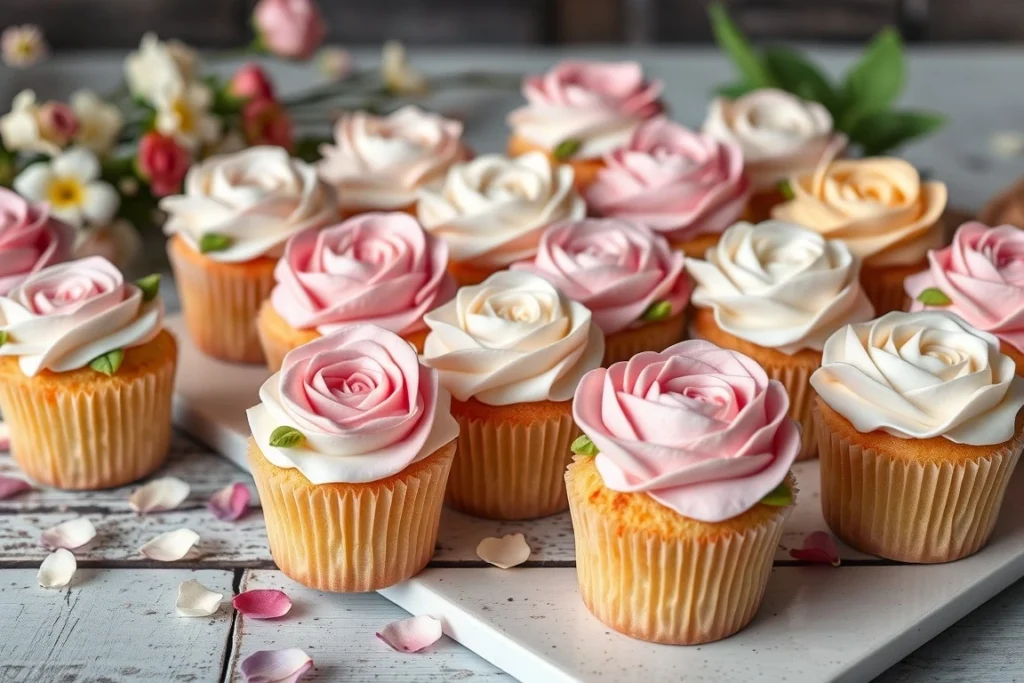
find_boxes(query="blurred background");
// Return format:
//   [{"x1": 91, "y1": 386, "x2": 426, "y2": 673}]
[{"x1": 3, "y1": 0, "x2": 1023, "y2": 48}]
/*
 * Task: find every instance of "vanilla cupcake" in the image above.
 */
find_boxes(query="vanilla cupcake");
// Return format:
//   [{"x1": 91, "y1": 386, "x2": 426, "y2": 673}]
[
  {"x1": 247, "y1": 324, "x2": 460, "y2": 592},
  {"x1": 257, "y1": 212, "x2": 456, "y2": 371},
  {"x1": 317, "y1": 106, "x2": 469, "y2": 217},
  {"x1": 686, "y1": 221, "x2": 874, "y2": 460},
  {"x1": 0, "y1": 187, "x2": 74, "y2": 295},
  {"x1": 585, "y1": 118, "x2": 750, "y2": 257},
  {"x1": 811, "y1": 311, "x2": 1024, "y2": 563},
  {"x1": 422, "y1": 271, "x2": 604, "y2": 519},
  {"x1": 506, "y1": 60, "x2": 663, "y2": 190},
  {"x1": 772, "y1": 156, "x2": 947, "y2": 316},
  {"x1": 161, "y1": 146, "x2": 336, "y2": 363},
  {"x1": 511, "y1": 218, "x2": 691, "y2": 365},
  {"x1": 418, "y1": 152, "x2": 585, "y2": 286},
  {"x1": 569, "y1": 339, "x2": 800, "y2": 644},
  {"x1": 0, "y1": 257, "x2": 175, "y2": 489}
]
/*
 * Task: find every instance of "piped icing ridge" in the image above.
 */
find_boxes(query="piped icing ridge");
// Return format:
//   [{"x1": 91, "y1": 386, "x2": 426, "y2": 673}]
[{"x1": 0, "y1": 187, "x2": 75, "y2": 296}]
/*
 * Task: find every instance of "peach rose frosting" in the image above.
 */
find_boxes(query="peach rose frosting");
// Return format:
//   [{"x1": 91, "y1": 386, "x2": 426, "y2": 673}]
[
  {"x1": 0, "y1": 187, "x2": 75, "y2": 296},
  {"x1": 573, "y1": 339, "x2": 800, "y2": 522}
]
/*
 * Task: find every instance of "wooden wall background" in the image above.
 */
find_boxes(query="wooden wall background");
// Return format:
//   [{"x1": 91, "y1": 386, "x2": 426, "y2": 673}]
[{"x1": 2, "y1": 0, "x2": 1023, "y2": 48}]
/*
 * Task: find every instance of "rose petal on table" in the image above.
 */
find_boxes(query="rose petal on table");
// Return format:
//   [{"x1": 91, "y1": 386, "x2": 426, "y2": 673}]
[
  {"x1": 176, "y1": 579, "x2": 224, "y2": 617},
  {"x1": 38, "y1": 549, "x2": 76, "y2": 589},
  {"x1": 240, "y1": 648, "x2": 313, "y2": 683},
  {"x1": 0, "y1": 475, "x2": 32, "y2": 500},
  {"x1": 233, "y1": 589, "x2": 292, "y2": 619},
  {"x1": 376, "y1": 615, "x2": 443, "y2": 653},
  {"x1": 789, "y1": 530, "x2": 841, "y2": 566},
  {"x1": 476, "y1": 533, "x2": 531, "y2": 569},
  {"x1": 129, "y1": 477, "x2": 190, "y2": 514},
  {"x1": 140, "y1": 529, "x2": 200, "y2": 562},
  {"x1": 208, "y1": 482, "x2": 251, "y2": 521},
  {"x1": 40, "y1": 517, "x2": 96, "y2": 550},
  {"x1": 0, "y1": 421, "x2": 9, "y2": 450}
]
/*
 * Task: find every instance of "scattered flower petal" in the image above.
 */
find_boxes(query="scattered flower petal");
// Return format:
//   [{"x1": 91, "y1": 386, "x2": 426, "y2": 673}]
[
  {"x1": 40, "y1": 517, "x2": 96, "y2": 550},
  {"x1": 240, "y1": 648, "x2": 313, "y2": 683},
  {"x1": 376, "y1": 615, "x2": 443, "y2": 653},
  {"x1": 789, "y1": 531, "x2": 841, "y2": 566},
  {"x1": 140, "y1": 528, "x2": 199, "y2": 562},
  {"x1": 233, "y1": 589, "x2": 292, "y2": 619},
  {"x1": 38, "y1": 548, "x2": 76, "y2": 589},
  {"x1": 476, "y1": 533, "x2": 531, "y2": 569},
  {"x1": 0, "y1": 421, "x2": 9, "y2": 450},
  {"x1": 176, "y1": 579, "x2": 224, "y2": 617},
  {"x1": 991, "y1": 131, "x2": 1024, "y2": 158},
  {"x1": 208, "y1": 482, "x2": 251, "y2": 521},
  {"x1": 0, "y1": 474, "x2": 32, "y2": 500},
  {"x1": 129, "y1": 477, "x2": 190, "y2": 514}
]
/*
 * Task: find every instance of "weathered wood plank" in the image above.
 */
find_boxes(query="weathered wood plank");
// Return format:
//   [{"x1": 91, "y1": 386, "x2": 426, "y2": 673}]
[{"x1": 924, "y1": 0, "x2": 1024, "y2": 42}]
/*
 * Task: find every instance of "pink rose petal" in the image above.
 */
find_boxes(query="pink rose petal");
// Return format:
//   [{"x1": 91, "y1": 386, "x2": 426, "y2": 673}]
[
  {"x1": 0, "y1": 474, "x2": 32, "y2": 500},
  {"x1": 233, "y1": 589, "x2": 292, "y2": 619},
  {"x1": 376, "y1": 615, "x2": 443, "y2": 653},
  {"x1": 476, "y1": 533, "x2": 531, "y2": 569},
  {"x1": 789, "y1": 531, "x2": 841, "y2": 566},
  {"x1": 208, "y1": 482, "x2": 251, "y2": 521},
  {"x1": 240, "y1": 648, "x2": 313, "y2": 683},
  {"x1": 0, "y1": 421, "x2": 9, "y2": 450},
  {"x1": 40, "y1": 517, "x2": 96, "y2": 550},
  {"x1": 139, "y1": 528, "x2": 199, "y2": 562},
  {"x1": 129, "y1": 477, "x2": 190, "y2": 514}
]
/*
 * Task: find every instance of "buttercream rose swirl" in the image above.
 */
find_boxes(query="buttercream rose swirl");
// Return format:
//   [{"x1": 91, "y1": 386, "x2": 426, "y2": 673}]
[{"x1": 0, "y1": 187, "x2": 74, "y2": 295}]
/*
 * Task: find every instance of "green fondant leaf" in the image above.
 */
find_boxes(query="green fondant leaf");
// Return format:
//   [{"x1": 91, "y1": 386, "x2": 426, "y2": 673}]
[
  {"x1": 571, "y1": 434, "x2": 598, "y2": 456},
  {"x1": 916, "y1": 287, "x2": 952, "y2": 307},
  {"x1": 269, "y1": 426, "x2": 305, "y2": 449},
  {"x1": 761, "y1": 482, "x2": 793, "y2": 507},
  {"x1": 134, "y1": 274, "x2": 161, "y2": 302},
  {"x1": 198, "y1": 233, "x2": 233, "y2": 254},
  {"x1": 553, "y1": 138, "x2": 582, "y2": 161},
  {"x1": 778, "y1": 179, "x2": 795, "y2": 201},
  {"x1": 641, "y1": 300, "x2": 673, "y2": 322},
  {"x1": 89, "y1": 349, "x2": 124, "y2": 376}
]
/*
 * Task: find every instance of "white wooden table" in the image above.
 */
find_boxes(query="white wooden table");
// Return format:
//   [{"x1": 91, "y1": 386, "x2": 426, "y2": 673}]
[{"x1": 4, "y1": 46, "x2": 1024, "y2": 682}]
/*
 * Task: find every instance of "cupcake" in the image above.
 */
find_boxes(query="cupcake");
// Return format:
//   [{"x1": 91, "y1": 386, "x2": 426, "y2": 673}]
[
  {"x1": 317, "y1": 106, "x2": 469, "y2": 217},
  {"x1": 417, "y1": 152, "x2": 585, "y2": 286},
  {"x1": 905, "y1": 222, "x2": 1024, "y2": 374},
  {"x1": 810, "y1": 311, "x2": 1024, "y2": 563},
  {"x1": 772, "y1": 156, "x2": 947, "y2": 316},
  {"x1": 246, "y1": 324, "x2": 460, "y2": 592},
  {"x1": 0, "y1": 187, "x2": 74, "y2": 295},
  {"x1": 685, "y1": 221, "x2": 874, "y2": 460},
  {"x1": 257, "y1": 212, "x2": 456, "y2": 371},
  {"x1": 511, "y1": 218, "x2": 691, "y2": 365},
  {"x1": 702, "y1": 88, "x2": 846, "y2": 221},
  {"x1": 569, "y1": 339, "x2": 800, "y2": 644},
  {"x1": 506, "y1": 60, "x2": 662, "y2": 190},
  {"x1": 0, "y1": 256, "x2": 175, "y2": 489},
  {"x1": 422, "y1": 271, "x2": 604, "y2": 519},
  {"x1": 584, "y1": 118, "x2": 750, "y2": 257},
  {"x1": 161, "y1": 146, "x2": 336, "y2": 364}
]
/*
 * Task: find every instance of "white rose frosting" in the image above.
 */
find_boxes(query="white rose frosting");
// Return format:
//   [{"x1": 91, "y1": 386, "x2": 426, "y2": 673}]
[
  {"x1": 422, "y1": 271, "x2": 604, "y2": 406},
  {"x1": 810, "y1": 311, "x2": 1024, "y2": 446},
  {"x1": 160, "y1": 146, "x2": 337, "y2": 263},
  {"x1": 686, "y1": 221, "x2": 874, "y2": 354},
  {"x1": 417, "y1": 152, "x2": 586, "y2": 269},
  {"x1": 0, "y1": 256, "x2": 164, "y2": 377}
]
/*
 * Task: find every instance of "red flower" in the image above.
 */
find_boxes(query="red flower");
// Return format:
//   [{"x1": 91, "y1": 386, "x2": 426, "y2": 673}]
[
  {"x1": 242, "y1": 98, "x2": 294, "y2": 152},
  {"x1": 37, "y1": 101, "x2": 79, "y2": 147},
  {"x1": 137, "y1": 132, "x2": 191, "y2": 197},
  {"x1": 229, "y1": 63, "x2": 276, "y2": 102}
]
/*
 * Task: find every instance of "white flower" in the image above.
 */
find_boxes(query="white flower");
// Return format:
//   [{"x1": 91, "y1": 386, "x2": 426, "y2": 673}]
[
  {"x1": 1, "y1": 25, "x2": 47, "y2": 68},
  {"x1": 14, "y1": 147, "x2": 120, "y2": 229},
  {"x1": 70, "y1": 90, "x2": 123, "y2": 155},
  {"x1": 319, "y1": 47, "x2": 352, "y2": 82},
  {"x1": 0, "y1": 91, "x2": 59, "y2": 156},
  {"x1": 123, "y1": 33, "x2": 199, "y2": 104},
  {"x1": 382, "y1": 41, "x2": 427, "y2": 95},
  {"x1": 152, "y1": 81, "x2": 221, "y2": 152}
]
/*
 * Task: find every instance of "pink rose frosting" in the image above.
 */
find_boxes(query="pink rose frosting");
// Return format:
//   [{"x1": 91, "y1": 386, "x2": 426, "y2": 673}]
[
  {"x1": 905, "y1": 222, "x2": 1024, "y2": 352},
  {"x1": 0, "y1": 187, "x2": 74, "y2": 296},
  {"x1": 511, "y1": 218, "x2": 691, "y2": 334},
  {"x1": 585, "y1": 118, "x2": 751, "y2": 244},
  {"x1": 572, "y1": 339, "x2": 800, "y2": 522},
  {"x1": 270, "y1": 212, "x2": 455, "y2": 336},
  {"x1": 246, "y1": 324, "x2": 460, "y2": 484}
]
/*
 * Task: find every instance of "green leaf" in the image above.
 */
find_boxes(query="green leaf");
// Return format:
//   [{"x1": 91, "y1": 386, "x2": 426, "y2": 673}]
[
  {"x1": 199, "y1": 233, "x2": 234, "y2": 254},
  {"x1": 269, "y1": 426, "x2": 306, "y2": 449},
  {"x1": 0, "y1": 330, "x2": 8, "y2": 346},
  {"x1": 553, "y1": 138, "x2": 582, "y2": 161},
  {"x1": 760, "y1": 482, "x2": 793, "y2": 507},
  {"x1": 715, "y1": 81, "x2": 755, "y2": 99},
  {"x1": 916, "y1": 287, "x2": 952, "y2": 307},
  {"x1": 850, "y1": 109, "x2": 946, "y2": 157},
  {"x1": 778, "y1": 179, "x2": 795, "y2": 201},
  {"x1": 89, "y1": 349, "x2": 124, "y2": 376},
  {"x1": 840, "y1": 26, "x2": 905, "y2": 130},
  {"x1": 571, "y1": 434, "x2": 598, "y2": 456},
  {"x1": 762, "y1": 47, "x2": 839, "y2": 117},
  {"x1": 640, "y1": 300, "x2": 673, "y2": 322},
  {"x1": 134, "y1": 274, "x2": 161, "y2": 302},
  {"x1": 708, "y1": 3, "x2": 774, "y2": 89}
]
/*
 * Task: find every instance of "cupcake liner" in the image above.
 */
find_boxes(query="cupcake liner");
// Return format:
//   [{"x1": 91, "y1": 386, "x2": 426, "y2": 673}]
[
  {"x1": 604, "y1": 313, "x2": 686, "y2": 366},
  {"x1": 814, "y1": 404, "x2": 1024, "y2": 563},
  {"x1": 447, "y1": 400, "x2": 578, "y2": 520},
  {"x1": 859, "y1": 261, "x2": 920, "y2": 316},
  {"x1": 249, "y1": 438, "x2": 456, "y2": 592}
]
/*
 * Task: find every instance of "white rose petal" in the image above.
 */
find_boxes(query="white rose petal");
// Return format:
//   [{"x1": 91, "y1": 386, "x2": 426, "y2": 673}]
[
  {"x1": 128, "y1": 477, "x2": 190, "y2": 514},
  {"x1": 39, "y1": 518, "x2": 96, "y2": 550},
  {"x1": 140, "y1": 529, "x2": 200, "y2": 562},
  {"x1": 476, "y1": 533, "x2": 531, "y2": 569},
  {"x1": 38, "y1": 549, "x2": 76, "y2": 589},
  {"x1": 176, "y1": 579, "x2": 223, "y2": 617}
]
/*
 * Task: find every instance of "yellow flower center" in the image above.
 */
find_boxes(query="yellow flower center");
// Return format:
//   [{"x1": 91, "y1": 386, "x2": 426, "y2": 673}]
[
  {"x1": 172, "y1": 97, "x2": 195, "y2": 134},
  {"x1": 47, "y1": 177, "x2": 85, "y2": 210},
  {"x1": 14, "y1": 38, "x2": 35, "y2": 58}
]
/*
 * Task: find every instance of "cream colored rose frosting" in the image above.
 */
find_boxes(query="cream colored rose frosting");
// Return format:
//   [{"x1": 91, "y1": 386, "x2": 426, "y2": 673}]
[
  {"x1": 810, "y1": 311, "x2": 1024, "y2": 445},
  {"x1": 160, "y1": 145, "x2": 337, "y2": 263},
  {"x1": 0, "y1": 256, "x2": 164, "y2": 377},
  {"x1": 417, "y1": 152, "x2": 586, "y2": 269},
  {"x1": 686, "y1": 221, "x2": 874, "y2": 354},
  {"x1": 422, "y1": 271, "x2": 604, "y2": 406}
]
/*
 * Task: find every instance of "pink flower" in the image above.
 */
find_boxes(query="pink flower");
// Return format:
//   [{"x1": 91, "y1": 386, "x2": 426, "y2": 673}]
[
  {"x1": 586, "y1": 118, "x2": 751, "y2": 244},
  {"x1": 511, "y1": 219, "x2": 690, "y2": 334},
  {"x1": 0, "y1": 187, "x2": 74, "y2": 295},
  {"x1": 572, "y1": 339, "x2": 800, "y2": 522},
  {"x1": 253, "y1": 0, "x2": 326, "y2": 61},
  {"x1": 37, "y1": 101, "x2": 78, "y2": 148},
  {"x1": 229, "y1": 63, "x2": 276, "y2": 101},
  {"x1": 271, "y1": 212, "x2": 455, "y2": 335},
  {"x1": 905, "y1": 222, "x2": 1024, "y2": 352},
  {"x1": 137, "y1": 132, "x2": 191, "y2": 198},
  {"x1": 242, "y1": 98, "x2": 294, "y2": 152}
]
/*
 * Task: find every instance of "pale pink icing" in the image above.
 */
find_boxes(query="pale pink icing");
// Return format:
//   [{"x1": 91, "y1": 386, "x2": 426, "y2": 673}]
[
  {"x1": 510, "y1": 218, "x2": 690, "y2": 335},
  {"x1": 0, "y1": 187, "x2": 74, "y2": 296},
  {"x1": 270, "y1": 212, "x2": 455, "y2": 336},
  {"x1": 585, "y1": 118, "x2": 751, "y2": 244},
  {"x1": 905, "y1": 222, "x2": 1024, "y2": 353},
  {"x1": 572, "y1": 339, "x2": 800, "y2": 522}
]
